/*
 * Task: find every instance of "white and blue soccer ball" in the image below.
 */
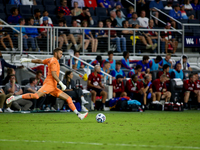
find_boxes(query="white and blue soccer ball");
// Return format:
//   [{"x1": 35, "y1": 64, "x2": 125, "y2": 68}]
[{"x1": 96, "y1": 113, "x2": 106, "y2": 123}]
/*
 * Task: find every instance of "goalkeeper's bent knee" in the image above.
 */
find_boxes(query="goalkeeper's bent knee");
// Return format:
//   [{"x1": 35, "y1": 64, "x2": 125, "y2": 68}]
[{"x1": 22, "y1": 93, "x2": 39, "y2": 99}]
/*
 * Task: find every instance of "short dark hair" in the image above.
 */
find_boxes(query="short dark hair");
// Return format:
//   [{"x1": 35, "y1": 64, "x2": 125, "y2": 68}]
[
  {"x1": 7, "y1": 68, "x2": 14, "y2": 75},
  {"x1": 116, "y1": 61, "x2": 121, "y2": 65},
  {"x1": 96, "y1": 55, "x2": 102, "y2": 62},
  {"x1": 122, "y1": 20, "x2": 128, "y2": 27},
  {"x1": 28, "y1": 17, "x2": 34, "y2": 22},
  {"x1": 182, "y1": 55, "x2": 187, "y2": 59},
  {"x1": 53, "y1": 48, "x2": 62, "y2": 55},
  {"x1": 29, "y1": 77, "x2": 36, "y2": 83},
  {"x1": 36, "y1": 70, "x2": 42, "y2": 75},
  {"x1": 58, "y1": 18, "x2": 66, "y2": 24},
  {"x1": 131, "y1": 74, "x2": 137, "y2": 80},
  {"x1": 163, "y1": 64, "x2": 170, "y2": 70},
  {"x1": 43, "y1": 10, "x2": 48, "y2": 13},
  {"x1": 108, "y1": 51, "x2": 113, "y2": 55},
  {"x1": 104, "y1": 61, "x2": 110, "y2": 65},
  {"x1": 116, "y1": 10, "x2": 121, "y2": 14},
  {"x1": 143, "y1": 55, "x2": 149, "y2": 61},
  {"x1": 19, "y1": 18, "x2": 25, "y2": 23},
  {"x1": 11, "y1": 7, "x2": 17, "y2": 14},
  {"x1": 74, "y1": 50, "x2": 80, "y2": 55},
  {"x1": 135, "y1": 64, "x2": 142, "y2": 70},
  {"x1": 83, "y1": 7, "x2": 89, "y2": 11},
  {"x1": 123, "y1": 51, "x2": 129, "y2": 58},
  {"x1": 105, "y1": 19, "x2": 111, "y2": 23},
  {"x1": 156, "y1": 55, "x2": 162, "y2": 61},
  {"x1": 189, "y1": 73, "x2": 194, "y2": 79}
]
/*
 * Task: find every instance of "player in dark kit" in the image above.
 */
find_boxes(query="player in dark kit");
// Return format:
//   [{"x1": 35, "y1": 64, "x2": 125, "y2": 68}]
[{"x1": 112, "y1": 75, "x2": 127, "y2": 98}]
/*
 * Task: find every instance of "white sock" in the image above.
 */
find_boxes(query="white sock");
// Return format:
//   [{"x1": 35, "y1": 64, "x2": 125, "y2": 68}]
[
  {"x1": 74, "y1": 44, "x2": 77, "y2": 47},
  {"x1": 81, "y1": 96, "x2": 85, "y2": 101},
  {"x1": 73, "y1": 109, "x2": 80, "y2": 115},
  {"x1": 15, "y1": 95, "x2": 22, "y2": 100}
]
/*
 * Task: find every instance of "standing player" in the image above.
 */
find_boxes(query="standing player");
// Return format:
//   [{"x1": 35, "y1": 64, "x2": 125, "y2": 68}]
[{"x1": 6, "y1": 48, "x2": 88, "y2": 120}]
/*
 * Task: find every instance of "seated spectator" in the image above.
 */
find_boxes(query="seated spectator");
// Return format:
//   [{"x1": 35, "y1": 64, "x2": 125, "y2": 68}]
[
  {"x1": 100, "y1": 61, "x2": 110, "y2": 80},
  {"x1": 137, "y1": 10, "x2": 149, "y2": 28},
  {"x1": 68, "y1": 51, "x2": 84, "y2": 70},
  {"x1": 71, "y1": 0, "x2": 85, "y2": 8},
  {"x1": 110, "y1": 0, "x2": 123, "y2": 8},
  {"x1": 71, "y1": 1, "x2": 83, "y2": 16},
  {"x1": 14, "y1": 18, "x2": 36, "y2": 51},
  {"x1": 105, "y1": 19, "x2": 126, "y2": 53},
  {"x1": 191, "y1": 0, "x2": 200, "y2": 10},
  {"x1": 121, "y1": 51, "x2": 137, "y2": 70},
  {"x1": 112, "y1": 75, "x2": 127, "y2": 98},
  {"x1": 39, "y1": 10, "x2": 53, "y2": 25},
  {"x1": 127, "y1": 6, "x2": 135, "y2": 18},
  {"x1": 33, "y1": 9, "x2": 41, "y2": 26},
  {"x1": 150, "y1": 74, "x2": 171, "y2": 102},
  {"x1": 0, "y1": 21, "x2": 17, "y2": 51},
  {"x1": 98, "y1": 0, "x2": 111, "y2": 8},
  {"x1": 84, "y1": 0, "x2": 97, "y2": 10},
  {"x1": 183, "y1": 73, "x2": 200, "y2": 110},
  {"x1": 149, "y1": 0, "x2": 164, "y2": 25},
  {"x1": 77, "y1": 7, "x2": 94, "y2": 26},
  {"x1": 137, "y1": 0, "x2": 147, "y2": 14},
  {"x1": 161, "y1": 23, "x2": 178, "y2": 53},
  {"x1": 136, "y1": 55, "x2": 150, "y2": 73},
  {"x1": 101, "y1": 51, "x2": 116, "y2": 70},
  {"x1": 111, "y1": 61, "x2": 126, "y2": 79},
  {"x1": 180, "y1": 5, "x2": 194, "y2": 19},
  {"x1": 171, "y1": 63, "x2": 185, "y2": 80},
  {"x1": 126, "y1": 74, "x2": 144, "y2": 102},
  {"x1": 5, "y1": 75, "x2": 33, "y2": 111},
  {"x1": 89, "y1": 55, "x2": 102, "y2": 68},
  {"x1": 36, "y1": 70, "x2": 43, "y2": 86},
  {"x1": 109, "y1": 11, "x2": 118, "y2": 27},
  {"x1": 164, "y1": 1, "x2": 173, "y2": 10},
  {"x1": 122, "y1": 21, "x2": 156, "y2": 51},
  {"x1": 2, "y1": 68, "x2": 16, "y2": 85},
  {"x1": 95, "y1": 21, "x2": 107, "y2": 39},
  {"x1": 7, "y1": 7, "x2": 22, "y2": 24},
  {"x1": 63, "y1": 71, "x2": 89, "y2": 112},
  {"x1": 87, "y1": 65, "x2": 108, "y2": 110},
  {"x1": 116, "y1": 10, "x2": 126, "y2": 27},
  {"x1": 145, "y1": 19, "x2": 167, "y2": 53},
  {"x1": 159, "y1": 53, "x2": 173, "y2": 71},
  {"x1": 39, "y1": 17, "x2": 53, "y2": 37},
  {"x1": 143, "y1": 74, "x2": 153, "y2": 108},
  {"x1": 9, "y1": 0, "x2": 21, "y2": 5},
  {"x1": 21, "y1": 0, "x2": 37, "y2": 5},
  {"x1": 127, "y1": 64, "x2": 144, "y2": 79},
  {"x1": 149, "y1": 55, "x2": 162, "y2": 71},
  {"x1": 70, "y1": 20, "x2": 83, "y2": 51},
  {"x1": 169, "y1": 5, "x2": 182, "y2": 29},
  {"x1": 58, "y1": 0, "x2": 71, "y2": 16},
  {"x1": 175, "y1": 55, "x2": 192, "y2": 71},
  {"x1": 24, "y1": 77, "x2": 46, "y2": 111},
  {"x1": 55, "y1": 10, "x2": 66, "y2": 25},
  {"x1": 112, "y1": 3, "x2": 126, "y2": 18},
  {"x1": 128, "y1": 12, "x2": 140, "y2": 27},
  {"x1": 158, "y1": 64, "x2": 171, "y2": 79},
  {"x1": 183, "y1": 0, "x2": 193, "y2": 10},
  {"x1": 0, "y1": 87, "x2": 14, "y2": 112},
  {"x1": 82, "y1": 21, "x2": 98, "y2": 52}
]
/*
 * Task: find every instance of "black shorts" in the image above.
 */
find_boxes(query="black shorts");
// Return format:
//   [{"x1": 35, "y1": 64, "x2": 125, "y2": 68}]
[{"x1": 89, "y1": 87, "x2": 102, "y2": 96}]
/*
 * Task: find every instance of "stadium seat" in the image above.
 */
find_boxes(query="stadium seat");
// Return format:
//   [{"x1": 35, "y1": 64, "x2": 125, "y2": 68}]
[
  {"x1": 151, "y1": 70, "x2": 159, "y2": 81},
  {"x1": 32, "y1": 5, "x2": 44, "y2": 14},
  {"x1": 98, "y1": 16, "x2": 109, "y2": 22},
  {"x1": 0, "y1": 0, "x2": 4, "y2": 4},
  {"x1": 43, "y1": 0, "x2": 55, "y2": 6},
  {"x1": 36, "y1": 0, "x2": 42, "y2": 5},
  {"x1": 176, "y1": 19, "x2": 188, "y2": 29},
  {"x1": 121, "y1": 8, "x2": 128, "y2": 17},
  {"x1": 89, "y1": 7, "x2": 94, "y2": 16},
  {"x1": 107, "y1": 8, "x2": 112, "y2": 16},
  {"x1": 21, "y1": 79, "x2": 29, "y2": 85},
  {"x1": 0, "y1": 13, "x2": 7, "y2": 21},
  {"x1": 185, "y1": 29, "x2": 193, "y2": 36},
  {"x1": 91, "y1": 16, "x2": 98, "y2": 26},
  {"x1": 196, "y1": 10, "x2": 200, "y2": 19},
  {"x1": 6, "y1": 4, "x2": 18, "y2": 15},
  {"x1": 193, "y1": 30, "x2": 200, "y2": 36},
  {"x1": 45, "y1": 5, "x2": 57, "y2": 16},
  {"x1": 169, "y1": 79, "x2": 183, "y2": 103},
  {"x1": 19, "y1": 5, "x2": 32, "y2": 16},
  {"x1": 95, "y1": 7, "x2": 107, "y2": 16},
  {"x1": 55, "y1": 0, "x2": 61, "y2": 6},
  {"x1": 185, "y1": 10, "x2": 196, "y2": 18},
  {"x1": 0, "y1": 4, "x2": 4, "y2": 13},
  {"x1": 188, "y1": 19, "x2": 200, "y2": 30},
  {"x1": 64, "y1": 16, "x2": 72, "y2": 26}
]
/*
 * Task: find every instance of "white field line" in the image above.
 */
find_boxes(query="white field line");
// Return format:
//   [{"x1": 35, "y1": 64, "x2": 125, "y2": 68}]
[{"x1": 0, "y1": 139, "x2": 200, "y2": 149}]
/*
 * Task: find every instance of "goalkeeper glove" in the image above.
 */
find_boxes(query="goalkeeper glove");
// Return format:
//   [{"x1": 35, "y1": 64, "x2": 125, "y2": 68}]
[
  {"x1": 59, "y1": 81, "x2": 66, "y2": 91},
  {"x1": 20, "y1": 58, "x2": 32, "y2": 63}
]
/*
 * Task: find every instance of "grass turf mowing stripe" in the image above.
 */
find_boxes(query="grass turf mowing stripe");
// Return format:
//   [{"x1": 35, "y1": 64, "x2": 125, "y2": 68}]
[{"x1": 0, "y1": 139, "x2": 200, "y2": 149}]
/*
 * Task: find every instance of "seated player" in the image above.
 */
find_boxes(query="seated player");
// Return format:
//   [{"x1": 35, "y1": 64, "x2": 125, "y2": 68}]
[
  {"x1": 127, "y1": 65, "x2": 143, "y2": 79},
  {"x1": 0, "y1": 87, "x2": 13, "y2": 112},
  {"x1": 126, "y1": 74, "x2": 144, "y2": 103},
  {"x1": 159, "y1": 53, "x2": 173, "y2": 71},
  {"x1": 121, "y1": 51, "x2": 138, "y2": 70},
  {"x1": 175, "y1": 55, "x2": 192, "y2": 71},
  {"x1": 88, "y1": 55, "x2": 102, "y2": 69},
  {"x1": 149, "y1": 55, "x2": 162, "y2": 71},
  {"x1": 136, "y1": 55, "x2": 150, "y2": 73},
  {"x1": 158, "y1": 64, "x2": 170, "y2": 79},
  {"x1": 68, "y1": 51, "x2": 84, "y2": 70},
  {"x1": 112, "y1": 75, "x2": 127, "y2": 98},
  {"x1": 36, "y1": 70, "x2": 43, "y2": 86},
  {"x1": 183, "y1": 73, "x2": 200, "y2": 110},
  {"x1": 150, "y1": 74, "x2": 171, "y2": 103},
  {"x1": 171, "y1": 63, "x2": 185, "y2": 80},
  {"x1": 111, "y1": 61, "x2": 126, "y2": 79},
  {"x1": 6, "y1": 48, "x2": 88, "y2": 120},
  {"x1": 101, "y1": 51, "x2": 116, "y2": 70},
  {"x1": 87, "y1": 65, "x2": 107, "y2": 110},
  {"x1": 100, "y1": 61, "x2": 110, "y2": 80}
]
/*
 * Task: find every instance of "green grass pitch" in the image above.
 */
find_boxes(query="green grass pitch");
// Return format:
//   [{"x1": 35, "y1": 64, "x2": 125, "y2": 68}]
[{"x1": 0, "y1": 111, "x2": 200, "y2": 150}]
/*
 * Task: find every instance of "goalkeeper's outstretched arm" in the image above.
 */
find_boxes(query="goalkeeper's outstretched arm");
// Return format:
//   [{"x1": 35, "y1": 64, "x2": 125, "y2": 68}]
[{"x1": 20, "y1": 58, "x2": 44, "y2": 64}]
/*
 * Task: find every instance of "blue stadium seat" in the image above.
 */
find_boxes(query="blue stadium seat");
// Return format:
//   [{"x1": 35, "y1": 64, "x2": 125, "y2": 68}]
[
  {"x1": 95, "y1": 7, "x2": 107, "y2": 16},
  {"x1": 19, "y1": 5, "x2": 32, "y2": 16},
  {"x1": 89, "y1": 7, "x2": 94, "y2": 16},
  {"x1": 45, "y1": 5, "x2": 57, "y2": 16},
  {"x1": 0, "y1": 4, "x2": 4, "y2": 13},
  {"x1": 36, "y1": 0, "x2": 43, "y2": 5},
  {"x1": 185, "y1": 10, "x2": 196, "y2": 18},
  {"x1": 188, "y1": 19, "x2": 200, "y2": 30},
  {"x1": 91, "y1": 16, "x2": 98, "y2": 26},
  {"x1": 32, "y1": 5, "x2": 44, "y2": 14},
  {"x1": 107, "y1": 8, "x2": 112, "y2": 16},
  {"x1": 176, "y1": 19, "x2": 188, "y2": 29},
  {"x1": 43, "y1": 0, "x2": 55, "y2": 6},
  {"x1": 121, "y1": 8, "x2": 128, "y2": 17},
  {"x1": 0, "y1": 13, "x2": 7, "y2": 21},
  {"x1": 6, "y1": 4, "x2": 18, "y2": 15},
  {"x1": 196, "y1": 10, "x2": 200, "y2": 19},
  {"x1": 98, "y1": 16, "x2": 109, "y2": 22},
  {"x1": 55, "y1": 0, "x2": 61, "y2": 6},
  {"x1": 64, "y1": 16, "x2": 72, "y2": 26}
]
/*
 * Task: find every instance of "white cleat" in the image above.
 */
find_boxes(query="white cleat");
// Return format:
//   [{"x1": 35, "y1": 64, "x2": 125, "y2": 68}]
[
  {"x1": 6, "y1": 96, "x2": 15, "y2": 104},
  {"x1": 81, "y1": 105, "x2": 88, "y2": 112},
  {"x1": 81, "y1": 99, "x2": 89, "y2": 105},
  {"x1": 4, "y1": 108, "x2": 14, "y2": 113},
  {"x1": 78, "y1": 112, "x2": 88, "y2": 120}
]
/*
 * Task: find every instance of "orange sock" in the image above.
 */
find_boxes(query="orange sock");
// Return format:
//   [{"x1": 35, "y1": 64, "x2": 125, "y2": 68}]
[
  {"x1": 22, "y1": 93, "x2": 39, "y2": 99},
  {"x1": 66, "y1": 96, "x2": 76, "y2": 111}
]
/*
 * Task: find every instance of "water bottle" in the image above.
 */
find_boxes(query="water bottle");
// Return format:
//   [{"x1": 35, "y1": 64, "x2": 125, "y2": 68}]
[
  {"x1": 63, "y1": 105, "x2": 66, "y2": 111},
  {"x1": 57, "y1": 103, "x2": 60, "y2": 111}
]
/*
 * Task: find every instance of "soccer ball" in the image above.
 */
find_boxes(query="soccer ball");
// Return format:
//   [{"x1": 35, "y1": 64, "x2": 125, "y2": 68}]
[{"x1": 96, "y1": 113, "x2": 106, "y2": 123}]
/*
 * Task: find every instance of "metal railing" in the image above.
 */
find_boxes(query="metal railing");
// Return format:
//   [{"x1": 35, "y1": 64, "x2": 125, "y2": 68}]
[{"x1": 125, "y1": 0, "x2": 136, "y2": 12}]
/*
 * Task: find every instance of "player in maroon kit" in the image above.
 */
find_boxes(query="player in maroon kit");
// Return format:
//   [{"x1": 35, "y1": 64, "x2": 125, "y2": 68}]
[
  {"x1": 87, "y1": 65, "x2": 107, "y2": 110},
  {"x1": 126, "y1": 74, "x2": 144, "y2": 103},
  {"x1": 157, "y1": 64, "x2": 170, "y2": 79},
  {"x1": 150, "y1": 74, "x2": 171, "y2": 102},
  {"x1": 112, "y1": 75, "x2": 127, "y2": 98},
  {"x1": 183, "y1": 73, "x2": 200, "y2": 110}
]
